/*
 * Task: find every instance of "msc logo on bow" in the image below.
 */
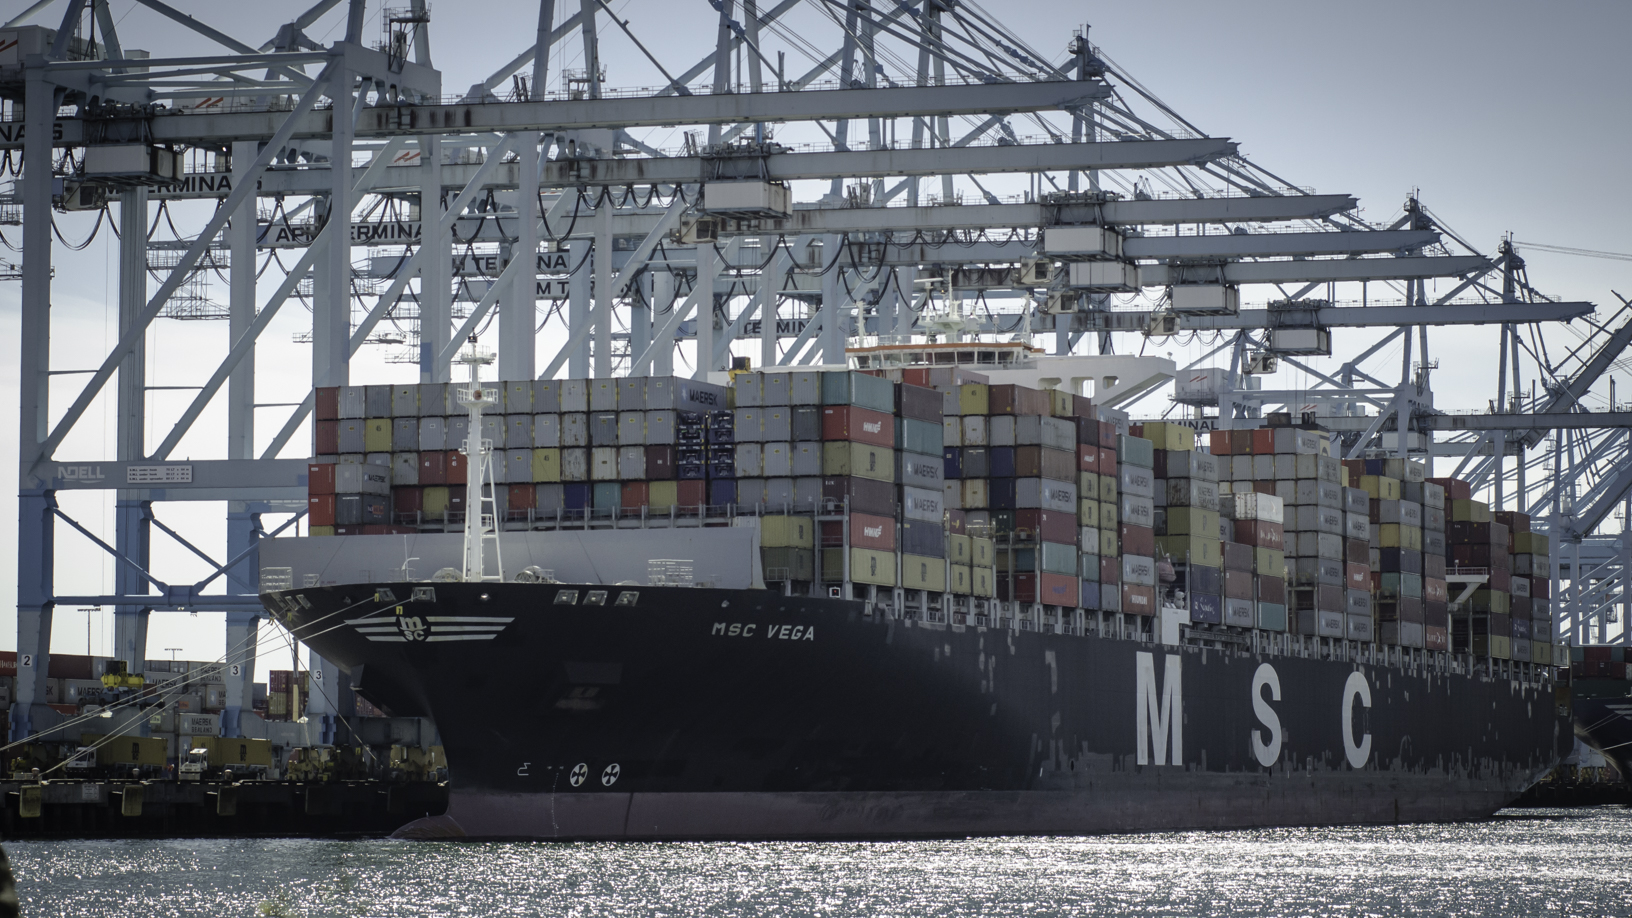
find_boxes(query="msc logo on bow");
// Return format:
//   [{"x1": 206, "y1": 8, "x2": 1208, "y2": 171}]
[{"x1": 347, "y1": 615, "x2": 514, "y2": 642}]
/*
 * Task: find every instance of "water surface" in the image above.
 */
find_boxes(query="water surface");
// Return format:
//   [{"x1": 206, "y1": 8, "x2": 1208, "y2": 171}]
[{"x1": 12, "y1": 807, "x2": 1632, "y2": 916}]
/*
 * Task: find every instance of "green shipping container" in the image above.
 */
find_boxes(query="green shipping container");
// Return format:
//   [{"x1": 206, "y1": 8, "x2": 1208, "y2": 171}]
[
  {"x1": 593, "y1": 482, "x2": 621, "y2": 509},
  {"x1": 1257, "y1": 602, "x2": 1288, "y2": 632},
  {"x1": 898, "y1": 417, "x2": 945, "y2": 456},
  {"x1": 761, "y1": 547, "x2": 815, "y2": 581},
  {"x1": 1118, "y1": 435, "x2": 1154, "y2": 469},
  {"x1": 821, "y1": 371, "x2": 895, "y2": 412}
]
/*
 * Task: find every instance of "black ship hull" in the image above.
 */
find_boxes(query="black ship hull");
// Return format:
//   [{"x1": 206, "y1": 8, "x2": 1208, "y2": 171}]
[
  {"x1": 1571, "y1": 678, "x2": 1632, "y2": 778},
  {"x1": 266, "y1": 582, "x2": 1569, "y2": 840}
]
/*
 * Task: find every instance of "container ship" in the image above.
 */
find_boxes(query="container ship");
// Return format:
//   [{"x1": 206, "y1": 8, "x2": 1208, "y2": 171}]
[{"x1": 260, "y1": 347, "x2": 1571, "y2": 839}]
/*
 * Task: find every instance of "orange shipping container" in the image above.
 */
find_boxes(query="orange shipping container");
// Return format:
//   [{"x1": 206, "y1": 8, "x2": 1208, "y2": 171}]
[
  {"x1": 1250, "y1": 429, "x2": 1274, "y2": 454},
  {"x1": 622, "y1": 482, "x2": 649, "y2": 509},
  {"x1": 447, "y1": 450, "x2": 468, "y2": 484},
  {"x1": 1209, "y1": 430, "x2": 1232, "y2": 455},
  {"x1": 308, "y1": 463, "x2": 336, "y2": 495}
]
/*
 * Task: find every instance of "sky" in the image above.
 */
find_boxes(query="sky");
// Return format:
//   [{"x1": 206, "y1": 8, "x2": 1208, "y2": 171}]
[{"x1": 0, "y1": 0, "x2": 1628, "y2": 679}]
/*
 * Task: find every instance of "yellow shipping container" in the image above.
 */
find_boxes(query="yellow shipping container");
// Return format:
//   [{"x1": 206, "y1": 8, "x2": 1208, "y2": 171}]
[
  {"x1": 1154, "y1": 535, "x2": 1220, "y2": 568},
  {"x1": 1514, "y1": 531, "x2": 1550, "y2": 556},
  {"x1": 364, "y1": 418, "x2": 393, "y2": 452},
  {"x1": 961, "y1": 479, "x2": 989, "y2": 509},
  {"x1": 971, "y1": 566, "x2": 995, "y2": 597},
  {"x1": 1100, "y1": 500, "x2": 1119, "y2": 530},
  {"x1": 849, "y1": 547, "x2": 898, "y2": 586},
  {"x1": 1079, "y1": 472, "x2": 1099, "y2": 500},
  {"x1": 1360, "y1": 475, "x2": 1400, "y2": 501},
  {"x1": 1142, "y1": 421, "x2": 1193, "y2": 452},
  {"x1": 198, "y1": 737, "x2": 273, "y2": 768},
  {"x1": 1099, "y1": 528, "x2": 1119, "y2": 557},
  {"x1": 81, "y1": 734, "x2": 168, "y2": 766},
  {"x1": 1079, "y1": 500, "x2": 1100, "y2": 528},
  {"x1": 823, "y1": 442, "x2": 895, "y2": 482},
  {"x1": 1254, "y1": 547, "x2": 1284, "y2": 576},
  {"x1": 649, "y1": 480, "x2": 678, "y2": 509},
  {"x1": 310, "y1": 525, "x2": 335, "y2": 537},
  {"x1": 422, "y1": 486, "x2": 450, "y2": 517},
  {"x1": 903, "y1": 555, "x2": 947, "y2": 591},
  {"x1": 950, "y1": 563, "x2": 973, "y2": 595},
  {"x1": 1451, "y1": 499, "x2": 1492, "y2": 523},
  {"x1": 1378, "y1": 524, "x2": 1422, "y2": 550},
  {"x1": 1100, "y1": 474, "x2": 1118, "y2": 503},
  {"x1": 971, "y1": 537, "x2": 994, "y2": 567},
  {"x1": 1473, "y1": 634, "x2": 1512, "y2": 659},
  {"x1": 761, "y1": 515, "x2": 815, "y2": 549},
  {"x1": 532, "y1": 447, "x2": 562, "y2": 483},
  {"x1": 1165, "y1": 507, "x2": 1218, "y2": 537},
  {"x1": 948, "y1": 533, "x2": 973, "y2": 564},
  {"x1": 957, "y1": 384, "x2": 990, "y2": 416},
  {"x1": 1048, "y1": 389, "x2": 1074, "y2": 418}
]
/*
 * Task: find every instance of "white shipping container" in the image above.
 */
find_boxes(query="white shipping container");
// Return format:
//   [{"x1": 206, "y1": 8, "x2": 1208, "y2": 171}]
[
  {"x1": 1252, "y1": 454, "x2": 1275, "y2": 480},
  {"x1": 760, "y1": 373, "x2": 790, "y2": 407},
  {"x1": 339, "y1": 385, "x2": 366, "y2": 418},
  {"x1": 1293, "y1": 479, "x2": 1342, "y2": 508},
  {"x1": 561, "y1": 413, "x2": 588, "y2": 447},
  {"x1": 1122, "y1": 554, "x2": 1157, "y2": 586},
  {"x1": 1015, "y1": 415, "x2": 1076, "y2": 451},
  {"x1": 589, "y1": 379, "x2": 618, "y2": 411},
  {"x1": 645, "y1": 410, "x2": 676, "y2": 445},
  {"x1": 590, "y1": 446, "x2": 618, "y2": 481},
  {"x1": 1165, "y1": 478, "x2": 1218, "y2": 511},
  {"x1": 1043, "y1": 225, "x2": 1123, "y2": 259},
  {"x1": 532, "y1": 414, "x2": 561, "y2": 448},
  {"x1": 1344, "y1": 513, "x2": 1370, "y2": 540},
  {"x1": 1223, "y1": 597, "x2": 1255, "y2": 627},
  {"x1": 507, "y1": 449, "x2": 533, "y2": 484},
  {"x1": 334, "y1": 463, "x2": 390, "y2": 495},
  {"x1": 1273, "y1": 454, "x2": 1297, "y2": 479},
  {"x1": 559, "y1": 380, "x2": 589, "y2": 412},
  {"x1": 792, "y1": 443, "x2": 822, "y2": 477},
  {"x1": 1229, "y1": 455, "x2": 1253, "y2": 481},
  {"x1": 734, "y1": 373, "x2": 763, "y2": 407},
  {"x1": 961, "y1": 416, "x2": 989, "y2": 446},
  {"x1": 1068, "y1": 259, "x2": 1139, "y2": 290},
  {"x1": 942, "y1": 480, "x2": 964, "y2": 511},
  {"x1": 419, "y1": 416, "x2": 447, "y2": 451},
  {"x1": 618, "y1": 412, "x2": 646, "y2": 446},
  {"x1": 1119, "y1": 465, "x2": 1155, "y2": 499},
  {"x1": 1346, "y1": 613, "x2": 1374, "y2": 642},
  {"x1": 1229, "y1": 492, "x2": 1284, "y2": 524},
  {"x1": 1169, "y1": 284, "x2": 1239, "y2": 315},
  {"x1": 393, "y1": 452, "x2": 419, "y2": 486},
  {"x1": 1018, "y1": 478, "x2": 1077, "y2": 512},
  {"x1": 763, "y1": 442, "x2": 793, "y2": 478},
  {"x1": 942, "y1": 417, "x2": 963, "y2": 447},
  {"x1": 532, "y1": 379, "x2": 560, "y2": 413},
  {"x1": 902, "y1": 486, "x2": 943, "y2": 522},
  {"x1": 1164, "y1": 451, "x2": 1220, "y2": 481},
  {"x1": 987, "y1": 415, "x2": 1017, "y2": 447},
  {"x1": 618, "y1": 446, "x2": 646, "y2": 480},
  {"x1": 391, "y1": 385, "x2": 419, "y2": 417},
  {"x1": 560, "y1": 448, "x2": 589, "y2": 481},
  {"x1": 1121, "y1": 494, "x2": 1154, "y2": 528}
]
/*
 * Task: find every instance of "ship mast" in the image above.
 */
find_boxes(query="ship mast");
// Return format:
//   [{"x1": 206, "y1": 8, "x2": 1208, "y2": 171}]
[{"x1": 455, "y1": 344, "x2": 504, "y2": 582}]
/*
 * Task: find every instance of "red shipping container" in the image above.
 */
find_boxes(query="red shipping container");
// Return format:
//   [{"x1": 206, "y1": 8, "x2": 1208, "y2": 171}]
[
  {"x1": 1347, "y1": 538, "x2": 1369, "y2": 564},
  {"x1": 645, "y1": 445, "x2": 675, "y2": 479},
  {"x1": 1120, "y1": 523, "x2": 1154, "y2": 557},
  {"x1": 849, "y1": 512, "x2": 897, "y2": 551},
  {"x1": 1224, "y1": 569, "x2": 1253, "y2": 600},
  {"x1": 507, "y1": 482, "x2": 537, "y2": 511},
  {"x1": 316, "y1": 386, "x2": 341, "y2": 421},
  {"x1": 1424, "y1": 578, "x2": 1448, "y2": 603},
  {"x1": 0, "y1": 651, "x2": 16, "y2": 678},
  {"x1": 821, "y1": 406, "x2": 895, "y2": 447},
  {"x1": 1098, "y1": 446, "x2": 1117, "y2": 475},
  {"x1": 988, "y1": 384, "x2": 1047, "y2": 416},
  {"x1": 308, "y1": 463, "x2": 336, "y2": 496},
  {"x1": 1252, "y1": 480, "x2": 1277, "y2": 496},
  {"x1": 1100, "y1": 555, "x2": 1121, "y2": 585},
  {"x1": 1209, "y1": 430, "x2": 1232, "y2": 455},
  {"x1": 1425, "y1": 601, "x2": 1449, "y2": 628},
  {"x1": 315, "y1": 420, "x2": 340, "y2": 455},
  {"x1": 1494, "y1": 510, "x2": 1530, "y2": 533},
  {"x1": 393, "y1": 486, "x2": 423, "y2": 515},
  {"x1": 447, "y1": 450, "x2": 468, "y2": 485},
  {"x1": 1230, "y1": 429, "x2": 1253, "y2": 454},
  {"x1": 419, "y1": 451, "x2": 447, "y2": 485},
  {"x1": 1014, "y1": 509, "x2": 1076, "y2": 544},
  {"x1": 1121, "y1": 583, "x2": 1157, "y2": 617},
  {"x1": 1250, "y1": 429, "x2": 1274, "y2": 454},
  {"x1": 1079, "y1": 444, "x2": 1100, "y2": 473},
  {"x1": 677, "y1": 479, "x2": 706, "y2": 507},
  {"x1": 1234, "y1": 519, "x2": 1283, "y2": 550},
  {"x1": 945, "y1": 509, "x2": 967, "y2": 535},
  {"x1": 1424, "y1": 626, "x2": 1449, "y2": 652},
  {"x1": 902, "y1": 368, "x2": 932, "y2": 387},
  {"x1": 1532, "y1": 576, "x2": 1550, "y2": 600},
  {"x1": 1428, "y1": 477, "x2": 1473, "y2": 501},
  {"x1": 1488, "y1": 568, "x2": 1511, "y2": 592},
  {"x1": 1258, "y1": 576, "x2": 1286, "y2": 605},
  {"x1": 1072, "y1": 394, "x2": 1095, "y2": 419},
  {"x1": 361, "y1": 524, "x2": 392, "y2": 535},
  {"x1": 896, "y1": 384, "x2": 942, "y2": 422},
  {"x1": 1129, "y1": 424, "x2": 1144, "y2": 440},
  {"x1": 999, "y1": 572, "x2": 1078, "y2": 604},
  {"x1": 1099, "y1": 421, "x2": 1117, "y2": 446},
  {"x1": 387, "y1": 525, "x2": 418, "y2": 535},
  {"x1": 333, "y1": 524, "x2": 365, "y2": 536},
  {"x1": 448, "y1": 491, "x2": 466, "y2": 514},
  {"x1": 308, "y1": 494, "x2": 336, "y2": 527},
  {"x1": 621, "y1": 482, "x2": 648, "y2": 509},
  {"x1": 1346, "y1": 562, "x2": 1370, "y2": 590}
]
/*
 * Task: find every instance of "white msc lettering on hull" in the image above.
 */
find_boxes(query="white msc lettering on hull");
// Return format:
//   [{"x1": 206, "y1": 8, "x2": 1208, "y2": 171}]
[
  {"x1": 1342, "y1": 670, "x2": 1372, "y2": 768},
  {"x1": 1250, "y1": 662, "x2": 1282, "y2": 768},
  {"x1": 710, "y1": 622, "x2": 814, "y2": 640},
  {"x1": 348, "y1": 615, "x2": 513, "y2": 642},
  {"x1": 1135, "y1": 651, "x2": 1182, "y2": 766}
]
